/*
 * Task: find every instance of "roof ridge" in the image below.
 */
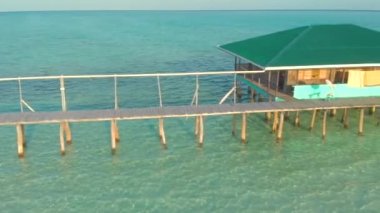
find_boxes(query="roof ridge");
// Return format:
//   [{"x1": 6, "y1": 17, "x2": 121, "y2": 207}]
[{"x1": 265, "y1": 26, "x2": 312, "y2": 68}]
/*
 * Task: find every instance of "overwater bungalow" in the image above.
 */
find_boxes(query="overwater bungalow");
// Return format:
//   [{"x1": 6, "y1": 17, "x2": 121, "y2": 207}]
[{"x1": 219, "y1": 24, "x2": 380, "y2": 101}]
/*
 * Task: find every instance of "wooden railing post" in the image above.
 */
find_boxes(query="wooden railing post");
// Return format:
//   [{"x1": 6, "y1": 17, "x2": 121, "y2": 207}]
[
  {"x1": 114, "y1": 75, "x2": 118, "y2": 109},
  {"x1": 157, "y1": 76, "x2": 163, "y2": 108},
  {"x1": 18, "y1": 78, "x2": 24, "y2": 112}
]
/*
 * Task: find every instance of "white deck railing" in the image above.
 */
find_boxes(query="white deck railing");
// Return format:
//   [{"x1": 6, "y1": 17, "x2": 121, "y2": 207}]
[{"x1": 0, "y1": 70, "x2": 265, "y2": 113}]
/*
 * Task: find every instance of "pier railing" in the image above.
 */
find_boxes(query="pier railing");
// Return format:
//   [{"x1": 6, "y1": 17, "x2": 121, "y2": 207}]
[
  {"x1": 1, "y1": 71, "x2": 379, "y2": 158},
  {"x1": 0, "y1": 70, "x2": 265, "y2": 113}
]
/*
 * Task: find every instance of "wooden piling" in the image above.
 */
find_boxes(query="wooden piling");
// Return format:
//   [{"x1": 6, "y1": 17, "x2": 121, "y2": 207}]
[
  {"x1": 16, "y1": 124, "x2": 25, "y2": 158},
  {"x1": 110, "y1": 120, "x2": 117, "y2": 154},
  {"x1": 369, "y1": 106, "x2": 376, "y2": 115},
  {"x1": 114, "y1": 120, "x2": 120, "y2": 143},
  {"x1": 276, "y1": 112, "x2": 284, "y2": 141},
  {"x1": 330, "y1": 109, "x2": 337, "y2": 117},
  {"x1": 198, "y1": 116, "x2": 204, "y2": 144},
  {"x1": 232, "y1": 114, "x2": 236, "y2": 136},
  {"x1": 195, "y1": 116, "x2": 199, "y2": 135},
  {"x1": 309, "y1": 110, "x2": 317, "y2": 131},
  {"x1": 59, "y1": 122, "x2": 65, "y2": 155},
  {"x1": 294, "y1": 111, "x2": 300, "y2": 127},
  {"x1": 265, "y1": 112, "x2": 272, "y2": 121},
  {"x1": 322, "y1": 110, "x2": 327, "y2": 139},
  {"x1": 20, "y1": 124, "x2": 26, "y2": 147},
  {"x1": 358, "y1": 108, "x2": 365, "y2": 136},
  {"x1": 111, "y1": 119, "x2": 120, "y2": 143},
  {"x1": 158, "y1": 118, "x2": 167, "y2": 146},
  {"x1": 284, "y1": 111, "x2": 290, "y2": 121},
  {"x1": 60, "y1": 77, "x2": 73, "y2": 144},
  {"x1": 63, "y1": 121, "x2": 72, "y2": 144},
  {"x1": 241, "y1": 113, "x2": 247, "y2": 143},
  {"x1": 342, "y1": 108, "x2": 349, "y2": 128},
  {"x1": 272, "y1": 111, "x2": 278, "y2": 133}
]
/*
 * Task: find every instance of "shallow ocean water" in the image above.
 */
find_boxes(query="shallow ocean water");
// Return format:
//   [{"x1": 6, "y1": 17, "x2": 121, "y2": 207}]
[{"x1": 0, "y1": 10, "x2": 379, "y2": 212}]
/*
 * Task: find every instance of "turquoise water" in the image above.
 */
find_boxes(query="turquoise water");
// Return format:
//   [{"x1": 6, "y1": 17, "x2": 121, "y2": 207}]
[{"x1": 0, "y1": 11, "x2": 380, "y2": 212}]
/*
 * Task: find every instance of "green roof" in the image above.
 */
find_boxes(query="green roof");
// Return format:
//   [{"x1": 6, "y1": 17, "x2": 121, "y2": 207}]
[{"x1": 219, "y1": 24, "x2": 380, "y2": 70}]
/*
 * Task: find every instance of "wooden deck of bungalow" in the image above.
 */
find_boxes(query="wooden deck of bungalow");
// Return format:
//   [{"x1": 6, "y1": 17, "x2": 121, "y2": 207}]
[{"x1": 0, "y1": 71, "x2": 379, "y2": 158}]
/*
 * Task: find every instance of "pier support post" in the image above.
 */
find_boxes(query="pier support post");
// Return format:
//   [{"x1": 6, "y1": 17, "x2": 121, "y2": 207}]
[
  {"x1": 369, "y1": 106, "x2": 376, "y2": 115},
  {"x1": 276, "y1": 112, "x2": 284, "y2": 141},
  {"x1": 322, "y1": 110, "x2": 327, "y2": 140},
  {"x1": 294, "y1": 111, "x2": 300, "y2": 127},
  {"x1": 60, "y1": 77, "x2": 73, "y2": 145},
  {"x1": 158, "y1": 118, "x2": 167, "y2": 147},
  {"x1": 16, "y1": 124, "x2": 25, "y2": 158},
  {"x1": 284, "y1": 112, "x2": 290, "y2": 121},
  {"x1": 342, "y1": 108, "x2": 349, "y2": 128},
  {"x1": 198, "y1": 116, "x2": 204, "y2": 145},
  {"x1": 272, "y1": 111, "x2": 278, "y2": 133},
  {"x1": 110, "y1": 120, "x2": 118, "y2": 154},
  {"x1": 309, "y1": 110, "x2": 317, "y2": 131},
  {"x1": 358, "y1": 108, "x2": 365, "y2": 136},
  {"x1": 265, "y1": 112, "x2": 272, "y2": 121},
  {"x1": 241, "y1": 113, "x2": 247, "y2": 143},
  {"x1": 111, "y1": 119, "x2": 120, "y2": 143},
  {"x1": 59, "y1": 122, "x2": 66, "y2": 155},
  {"x1": 232, "y1": 115, "x2": 236, "y2": 136},
  {"x1": 63, "y1": 121, "x2": 72, "y2": 144},
  {"x1": 330, "y1": 109, "x2": 337, "y2": 117},
  {"x1": 114, "y1": 120, "x2": 120, "y2": 143},
  {"x1": 195, "y1": 116, "x2": 200, "y2": 135}
]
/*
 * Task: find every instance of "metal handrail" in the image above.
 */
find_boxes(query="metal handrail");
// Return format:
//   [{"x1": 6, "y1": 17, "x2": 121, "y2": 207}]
[{"x1": 0, "y1": 70, "x2": 264, "y2": 82}]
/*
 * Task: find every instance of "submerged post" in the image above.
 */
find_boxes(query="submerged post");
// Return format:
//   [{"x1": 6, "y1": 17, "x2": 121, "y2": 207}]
[
  {"x1": 110, "y1": 120, "x2": 118, "y2": 154},
  {"x1": 198, "y1": 116, "x2": 204, "y2": 145},
  {"x1": 241, "y1": 113, "x2": 247, "y2": 143},
  {"x1": 358, "y1": 108, "x2": 365, "y2": 136},
  {"x1": 276, "y1": 111, "x2": 284, "y2": 141},
  {"x1": 330, "y1": 109, "x2": 337, "y2": 117},
  {"x1": 63, "y1": 122, "x2": 72, "y2": 144},
  {"x1": 232, "y1": 114, "x2": 237, "y2": 136},
  {"x1": 16, "y1": 124, "x2": 25, "y2": 158},
  {"x1": 195, "y1": 116, "x2": 199, "y2": 135},
  {"x1": 309, "y1": 110, "x2": 317, "y2": 130},
  {"x1": 59, "y1": 122, "x2": 65, "y2": 155},
  {"x1": 369, "y1": 106, "x2": 376, "y2": 115},
  {"x1": 294, "y1": 111, "x2": 300, "y2": 127},
  {"x1": 60, "y1": 76, "x2": 72, "y2": 144},
  {"x1": 272, "y1": 111, "x2": 279, "y2": 133},
  {"x1": 112, "y1": 119, "x2": 120, "y2": 143},
  {"x1": 158, "y1": 118, "x2": 167, "y2": 147},
  {"x1": 265, "y1": 112, "x2": 272, "y2": 121},
  {"x1": 322, "y1": 110, "x2": 327, "y2": 139},
  {"x1": 342, "y1": 108, "x2": 349, "y2": 128}
]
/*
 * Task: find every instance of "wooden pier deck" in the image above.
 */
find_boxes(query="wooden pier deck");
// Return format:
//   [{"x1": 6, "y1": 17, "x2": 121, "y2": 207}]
[
  {"x1": 1, "y1": 71, "x2": 379, "y2": 158},
  {"x1": 1, "y1": 97, "x2": 379, "y2": 125}
]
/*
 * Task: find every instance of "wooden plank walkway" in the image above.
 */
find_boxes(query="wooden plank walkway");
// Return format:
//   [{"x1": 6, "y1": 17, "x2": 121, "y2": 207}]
[{"x1": 0, "y1": 97, "x2": 379, "y2": 125}]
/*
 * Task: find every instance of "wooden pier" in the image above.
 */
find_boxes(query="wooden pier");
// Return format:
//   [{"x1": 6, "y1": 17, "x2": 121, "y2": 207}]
[{"x1": 0, "y1": 71, "x2": 379, "y2": 158}]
